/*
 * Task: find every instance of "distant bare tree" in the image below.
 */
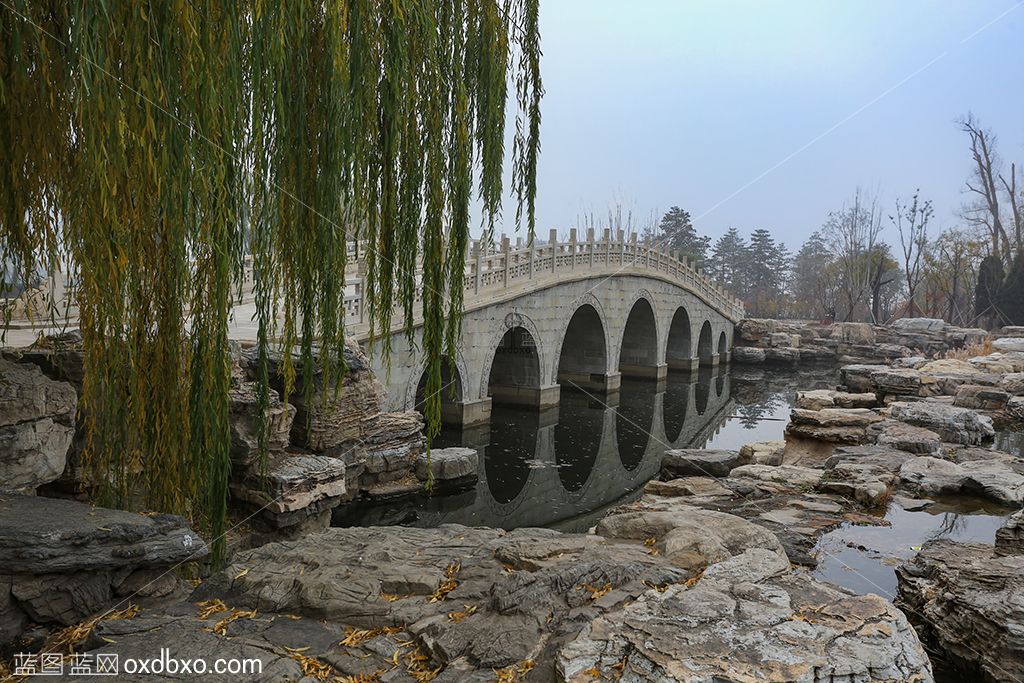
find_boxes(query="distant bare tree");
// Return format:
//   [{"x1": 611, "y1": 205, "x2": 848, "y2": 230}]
[
  {"x1": 959, "y1": 114, "x2": 1021, "y2": 261},
  {"x1": 825, "y1": 189, "x2": 886, "y2": 321},
  {"x1": 891, "y1": 190, "x2": 933, "y2": 317}
]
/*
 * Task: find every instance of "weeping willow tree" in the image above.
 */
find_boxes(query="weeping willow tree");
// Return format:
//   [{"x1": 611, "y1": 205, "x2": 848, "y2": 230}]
[{"x1": 0, "y1": 1, "x2": 542, "y2": 557}]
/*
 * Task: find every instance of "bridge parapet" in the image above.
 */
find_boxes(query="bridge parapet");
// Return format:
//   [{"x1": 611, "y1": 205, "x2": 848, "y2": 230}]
[{"x1": 331, "y1": 228, "x2": 744, "y2": 338}]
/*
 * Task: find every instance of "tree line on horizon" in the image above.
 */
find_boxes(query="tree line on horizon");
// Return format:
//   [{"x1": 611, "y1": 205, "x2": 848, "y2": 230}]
[{"x1": 637, "y1": 115, "x2": 1023, "y2": 328}]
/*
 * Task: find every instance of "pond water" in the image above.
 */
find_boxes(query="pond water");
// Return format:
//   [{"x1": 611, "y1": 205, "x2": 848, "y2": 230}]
[
  {"x1": 806, "y1": 498, "x2": 1011, "y2": 600},
  {"x1": 336, "y1": 365, "x2": 840, "y2": 532}
]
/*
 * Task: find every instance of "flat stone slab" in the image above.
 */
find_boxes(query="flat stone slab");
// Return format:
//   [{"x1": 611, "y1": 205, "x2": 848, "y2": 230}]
[
  {"x1": 661, "y1": 449, "x2": 747, "y2": 478},
  {"x1": 560, "y1": 551, "x2": 932, "y2": 682},
  {"x1": 889, "y1": 401, "x2": 994, "y2": 446},
  {"x1": 0, "y1": 493, "x2": 208, "y2": 574},
  {"x1": 415, "y1": 446, "x2": 478, "y2": 484}
]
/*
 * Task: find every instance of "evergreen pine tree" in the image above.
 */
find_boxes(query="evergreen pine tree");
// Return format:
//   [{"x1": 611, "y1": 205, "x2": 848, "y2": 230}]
[
  {"x1": 657, "y1": 207, "x2": 711, "y2": 263},
  {"x1": 710, "y1": 227, "x2": 748, "y2": 296}
]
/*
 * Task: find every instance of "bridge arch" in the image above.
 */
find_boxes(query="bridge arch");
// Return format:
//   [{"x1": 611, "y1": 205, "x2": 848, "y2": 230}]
[
  {"x1": 618, "y1": 295, "x2": 660, "y2": 379},
  {"x1": 485, "y1": 325, "x2": 542, "y2": 407},
  {"x1": 666, "y1": 306, "x2": 694, "y2": 371},
  {"x1": 717, "y1": 330, "x2": 728, "y2": 360},
  {"x1": 697, "y1": 320, "x2": 714, "y2": 366},
  {"x1": 411, "y1": 357, "x2": 465, "y2": 426},
  {"x1": 555, "y1": 302, "x2": 609, "y2": 393}
]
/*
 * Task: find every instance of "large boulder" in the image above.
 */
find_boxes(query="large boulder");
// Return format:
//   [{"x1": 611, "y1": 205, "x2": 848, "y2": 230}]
[
  {"x1": 0, "y1": 358, "x2": 77, "y2": 492},
  {"x1": 227, "y1": 370, "x2": 296, "y2": 467},
  {"x1": 993, "y1": 337, "x2": 1024, "y2": 353},
  {"x1": 731, "y1": 346, "x2": 766, "y2": 364},
  {"x1": 596, "y1": 508, "x2": 787, "y2": 572},
  {"x1": 888, "y1": 401, "x2": 994, "y2": 446},
  {"x1": 953, "y1": 384, "x2": 1010, "y2": 411},
  {"x1": 874, "y1": 420, "x2": 942, "y2": 455},
  {"x1": 661, "y1": 449, "x2": 748, "y2": 478},
  {"x1": 870, "y1": 367, "x2": 924, "y2": 396},
  {"x1": 840, "y1": 364, "x2": 888, "y2": 392},
  {"x1": 738, "y1": 440, "x2": 785, "y2": 466},
  {"x1": 0, "y1": 494, "x2": 207, "y2": 631},
  {"x1": 735, "y1": 319, "x2": 770, "y2": 342},
  {"x1": 795, "y1": 389, "x2": 876, "y2": 410},
  {"x1": 230, "y1": 453, "x2": 347, "y2": 531},
  {"x1": 786, "y1": 407, "x2": 884, "y2": 444},
  {"x1": 216, "y1": 525, "x2": 687, "y2": 674},
  {"x1": 995, "y1": 510, "x2": 1024, "y2": 557},
  {"x1": 819, "y1": 461, "x2": 896, "y2": 506},
  {"x1": 892, "y1": 317, "x2": 946, "y2": 332},
  {"x1": 897, "y1": 539, "x2": 1024, "y2": 682},
  {"x1": 898, "y1": 456, "x2": 1024, "y2": 507},
  {"x1": 560, "y1": 554, "x2": 933, "y2": 682},
  {"x1": 414, "y1": 446, "x2": 478, "y2": 487},
  {"x1": 831, "y1": 322, "x2": 876, "y2": 344}
]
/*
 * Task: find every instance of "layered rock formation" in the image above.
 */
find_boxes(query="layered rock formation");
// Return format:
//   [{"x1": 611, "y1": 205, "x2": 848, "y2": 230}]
[
  {"x1": 733, "y1": 317, "x2": 988, "y2": 367},
  {"x1": 0, "y1": 358, "x2": 77, "y2": 493},
  {"x1": 0, "y1": 493, "x2": 207, "y2": 642}
]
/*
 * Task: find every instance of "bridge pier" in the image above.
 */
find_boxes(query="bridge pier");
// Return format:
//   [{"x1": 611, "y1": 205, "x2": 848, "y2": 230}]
[
  {"x1": 619, "y1": 362, "x2": 668, "y2": 381},
  {"x1": 557, "y1": 370, "x2": 621, "y2": 394},
  {"x1": 701, "y1": 353, "x2": 721, "y2": 368},
  {"x1": 667, "y1": 357, "x2": 700, "y2": 372},
  {"x1": 443, "y1": 397, "x2": 492, "y2": 428},
  {"x1": 489, "y1": 383, "x2": 561, "y2": 410}
]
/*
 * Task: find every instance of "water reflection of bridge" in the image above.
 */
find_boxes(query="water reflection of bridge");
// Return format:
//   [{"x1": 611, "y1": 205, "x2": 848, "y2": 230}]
[{"x1": 395, "y1": 368, "x2": 735, "y2": 532}]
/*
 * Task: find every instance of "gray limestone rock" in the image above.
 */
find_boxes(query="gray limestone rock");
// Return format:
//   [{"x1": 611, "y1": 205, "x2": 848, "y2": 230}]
[
  {"x1": 0, "y1": 358, "x2": 77, "y2": 492},
  {"x1": 888, "y1": 401, "x2": 994, "y2": 446},
  {"x1": 995, "y1": 509, "x2": 1024, "y2": 557},
  {"x1": 560, "y1": 563, "x2": 933, "y2": 682},
  {"x1": 897, "y1": 539, "x2": 1024, "y2": 682},
  {"x1": 0, "y1": 493, "x2": 208, "y2": 574},
  {"x1": 731, "y1": 346, "x2": 766, "y2": 364},
  {"x1": 414, "y1": 447, "x2": 479, "y2": 485},
  {"x1": 785, "y1": 407, "x2": 884, "y2": 444},
  {"x1": 874, "y1": 420, "x2": 942, "y2": 454},
  {"x1": 661, "y1": 449, "x2": 747, "y2": 478}
]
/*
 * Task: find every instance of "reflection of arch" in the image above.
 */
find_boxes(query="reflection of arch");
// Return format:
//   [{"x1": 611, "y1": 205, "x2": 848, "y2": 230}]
[
  {"x1": 695, "y1": 366, "x2": 713, "y2": 415},
  {"x1": 615, "y1": 379, "x2": 655, "y2": 471},
  {"x1": 486, "y1": 326, "x2": 541, "y2": 407},
  {"x1": 618, "y1": 297, "x2": 659, "y2": 377},
  {"x1": 484, "y1": 406, "x2": 540, "y2": 505},
  {"x1": 413, "y1": 358, "x2": 464, "y2": 426},
  {"x1": 556, "y1": 304, "x2": 608, "y2": 391},
  {"x1": 662, "y1": 374, "x2": 691, "y2": 443},
  {"x1": 697, "y1": 321, "x2": 714, "y2": 366},
  {"x1": 555, "y1": 392, "x2": 602, "y2": 493},
  {"x1": 717, "y1": 330, "x2": 728, "y2": 360},
  {"x1": 715, "y1": 367, "x2": 725, "y2": 399}
]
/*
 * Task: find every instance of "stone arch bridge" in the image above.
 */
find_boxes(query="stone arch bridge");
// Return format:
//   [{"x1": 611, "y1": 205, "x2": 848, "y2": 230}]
[{"x1": 351, "y1": 228, "x2": 745, "y2": 426}]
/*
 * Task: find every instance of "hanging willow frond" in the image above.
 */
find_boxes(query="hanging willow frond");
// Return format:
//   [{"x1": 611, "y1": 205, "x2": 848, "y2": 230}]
[{"x1": 0, "y1": 0, "x2": 542, "y2": 560}]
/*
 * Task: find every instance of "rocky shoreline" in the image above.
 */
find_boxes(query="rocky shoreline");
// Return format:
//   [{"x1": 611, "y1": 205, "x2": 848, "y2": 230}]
[{"x1": 2, "y1": 319, "x2": 1024, "y2": 681}]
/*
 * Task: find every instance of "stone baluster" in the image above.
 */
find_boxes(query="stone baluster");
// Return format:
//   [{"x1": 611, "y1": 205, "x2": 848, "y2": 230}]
[
  {"x1": 587, "y1": 228, "x2": 595, "y2": 268},
  {"x1": 473, "y1": 239, "x2": 482, "y2": 295},
  {"x1": 570, "y1": 228, "x2": 577, "y2": 271},
  {"x1": 549, "y1": 228, "x2": 558, "y2": 273},
  {"x1": 501, "y1": 233, "x2": 510, "y2": 287},
  {"x1": 603, "y1": 228, "x2": 611, "y2": 267},
  {"x1": 617, "y1": 229, "x2": 625, "y2": 265},
  {"x1": 630, "y1": 232, "x2": 638, "y2": 266}
]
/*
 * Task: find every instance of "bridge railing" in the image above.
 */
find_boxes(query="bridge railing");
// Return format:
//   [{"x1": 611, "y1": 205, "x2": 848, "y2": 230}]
[
  {"x1": 461, "y1": 228, "x2": 744, "y2": 321},
  {"x1": 241, "y1": 228, "x2": 745, "y2": 336}
]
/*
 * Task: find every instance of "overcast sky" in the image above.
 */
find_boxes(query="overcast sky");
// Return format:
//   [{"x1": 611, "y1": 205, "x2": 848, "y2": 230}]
[{"x1": 490, "y1": 0, "x2": 1024, "y2": 250}]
